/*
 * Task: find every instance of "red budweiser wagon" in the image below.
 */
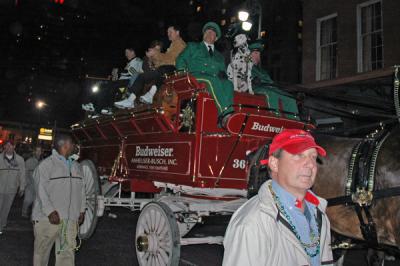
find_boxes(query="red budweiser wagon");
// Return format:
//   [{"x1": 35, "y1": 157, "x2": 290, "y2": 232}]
[{"x1": 72, "y1": 71, "x2": 314, "y2": 265}]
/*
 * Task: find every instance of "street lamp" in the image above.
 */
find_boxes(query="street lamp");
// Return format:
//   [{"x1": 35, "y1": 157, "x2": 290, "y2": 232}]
[
  {"x1": 36, "y1": 100, "x2": 46, "y2": 125},
  {"x1": 238, "y1": 11, "x2": 249, "y2": 22},
  {"x1": 237, "y1": 0, "x2": 262, "y2": 37},
  {"x1": 92, "y1": 85, "x2": 99, "y2": 93},
  {"x1": 36, "y1": 100, "x2": 45, "y2": 109},
  {"x1": 242, "y1": 21, "x2": 253, "y2": 31}
]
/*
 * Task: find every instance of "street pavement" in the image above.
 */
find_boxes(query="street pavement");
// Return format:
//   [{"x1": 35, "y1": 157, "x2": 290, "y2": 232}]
[{"x1": 0, "y1": 198, "x2": 399, "y2": 266}]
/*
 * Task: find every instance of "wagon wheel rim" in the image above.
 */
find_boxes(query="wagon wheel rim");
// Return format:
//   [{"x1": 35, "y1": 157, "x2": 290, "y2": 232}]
[
  {"x1": 79, "y1": 161, "x2": 99, "y2": 238},
  {"x1": 136, "y1": 202, "x2": 180, "y2": 266}
]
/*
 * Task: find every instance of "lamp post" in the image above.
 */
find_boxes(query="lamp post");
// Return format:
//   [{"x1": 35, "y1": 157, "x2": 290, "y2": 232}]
[
  {"x1": 238, "y1": 10, "x2": 252, "y2": 32},
  {"x1": 36, "y1": 100, "x2": 46, "y2": 125},
  {"x1": 238, "y1": 0, "x2": 262, "y2": 37},
  {"x1": 255, "y1": 1, "x2": 262, "y2": 38}
]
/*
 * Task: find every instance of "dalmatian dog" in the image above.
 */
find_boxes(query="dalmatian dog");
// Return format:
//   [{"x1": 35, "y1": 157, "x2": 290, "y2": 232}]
[{"x1": 227, "y1": 34, "x2": 254, "y2": 94}]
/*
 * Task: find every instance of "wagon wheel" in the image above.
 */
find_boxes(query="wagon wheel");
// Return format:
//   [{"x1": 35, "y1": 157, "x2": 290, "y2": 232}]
[
  {"x1": 135, "y1": 202, "x2": 181, "y2": 266},
  {"x1": 79, "y1": 160, "x2": 101, "y2": 240}
]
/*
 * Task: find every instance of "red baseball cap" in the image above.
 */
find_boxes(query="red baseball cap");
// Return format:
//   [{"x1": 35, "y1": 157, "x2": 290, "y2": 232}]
[
  {"x1": 270, "y1": 129, "x2": 326, "y2": 157},
  {"x1": 260, "y1": 129, "x2": 326, "y2": 165}
]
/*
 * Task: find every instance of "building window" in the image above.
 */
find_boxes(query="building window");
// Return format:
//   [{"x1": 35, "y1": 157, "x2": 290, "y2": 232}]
[
  {"x1": 316, "y1": 13, "x2": 338, "y2": 81},
  {"x1": 357, "y1": 0, "x2": 383, "y2": 72}
]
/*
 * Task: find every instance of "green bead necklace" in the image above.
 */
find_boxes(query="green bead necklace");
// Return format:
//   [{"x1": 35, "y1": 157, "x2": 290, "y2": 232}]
[{"x1": 268, "y1": 183, "x2": 321, "y2": 258}]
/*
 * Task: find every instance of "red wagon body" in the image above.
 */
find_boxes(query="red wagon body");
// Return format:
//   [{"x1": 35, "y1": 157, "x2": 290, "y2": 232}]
[
  {"x1": 72, "y1": 72, "x2": 314, "y2": 265},
  {"x1": 73, "y1": 72, "x2": 313, "y2": 194}
]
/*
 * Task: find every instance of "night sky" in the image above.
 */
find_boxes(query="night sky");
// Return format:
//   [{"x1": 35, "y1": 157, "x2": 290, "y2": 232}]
[{"x1": 0, "y1": 0, "x2": 244, "y2": 127}]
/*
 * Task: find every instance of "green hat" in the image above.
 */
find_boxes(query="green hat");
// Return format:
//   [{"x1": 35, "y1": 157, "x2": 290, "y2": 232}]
[
  {"x1": 249, "y1": 41, "x2": 264, "y2": 52},
  {"x1": 202, "y1": 22, "x2": 221, "y2": 39}
]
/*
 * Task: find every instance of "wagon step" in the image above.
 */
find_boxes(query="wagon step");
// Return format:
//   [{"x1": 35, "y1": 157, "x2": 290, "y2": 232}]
[{"x1": 180, "y1": 236, "x2": 224, "y2": 246}]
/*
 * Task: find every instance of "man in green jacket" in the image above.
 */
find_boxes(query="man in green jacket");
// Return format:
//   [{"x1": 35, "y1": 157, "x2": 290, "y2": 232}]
[
  {"x1": 249, "y1": 41, "x2": 299, "y2": 119},
  {"x1": 176, "y1": 22, "x2": 234, "y2": 127}
]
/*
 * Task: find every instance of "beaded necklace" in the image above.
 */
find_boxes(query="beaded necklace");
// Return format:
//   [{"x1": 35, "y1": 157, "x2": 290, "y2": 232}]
[{"x1": 268, "y1": 183, "x2": 321, "y2": 258}]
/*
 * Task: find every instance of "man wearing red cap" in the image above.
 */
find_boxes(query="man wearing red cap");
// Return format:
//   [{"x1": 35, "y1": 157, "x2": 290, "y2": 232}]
[
  {"x1": 223, "y1": 129, "x2": 333, "y2": 266},
  {"x1": 0, "y1": 140, "x2": 26, "y2": 235}
]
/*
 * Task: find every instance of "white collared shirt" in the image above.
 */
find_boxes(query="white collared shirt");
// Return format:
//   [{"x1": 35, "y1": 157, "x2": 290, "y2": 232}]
[{"x1": 203, "y1": 41, "x2": 214, "y2": 52}]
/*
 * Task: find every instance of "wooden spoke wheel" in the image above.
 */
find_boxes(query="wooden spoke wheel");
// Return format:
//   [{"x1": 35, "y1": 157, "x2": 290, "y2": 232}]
[
  {"x1": 79, "y1": 160, "x2": 101, "y2": 240},
  {"x1": 135, "y1": 202, "x2": 180, "y2": 266}
]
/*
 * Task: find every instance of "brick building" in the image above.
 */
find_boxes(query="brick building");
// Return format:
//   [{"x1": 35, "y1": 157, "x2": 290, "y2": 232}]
[{"x1": 302, "y1": 0, "x2": 400, "y2": 85}]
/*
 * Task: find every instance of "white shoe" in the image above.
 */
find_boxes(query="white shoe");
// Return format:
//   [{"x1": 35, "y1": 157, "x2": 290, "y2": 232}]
[
  {"x1": 82, "y1": 103, "x2": 95, "y2": 112},
  {"x1": 140, "y1": 85, "x2": 157, "y2": 104},
  {"x1": 88, "y1": 114, "x2": 100, "y2": 119},
  {"x1": 101, "y1": 108, "x2": 113, "y2": 115},
  {"x1": 114, "y1": 93, "x2": 136, "y2": 109}
]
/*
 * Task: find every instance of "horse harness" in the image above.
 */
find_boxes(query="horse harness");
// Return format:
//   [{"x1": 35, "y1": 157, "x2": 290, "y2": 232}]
[{"x1": 327, "y1": 127, "x2": 400, "y2": 247}]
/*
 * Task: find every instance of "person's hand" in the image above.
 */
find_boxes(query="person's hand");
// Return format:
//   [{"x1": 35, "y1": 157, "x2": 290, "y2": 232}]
[
  {"x1": 78, "y1": 212, "x2": 85, "y2": 225},
  {"x1": 48, "y1": 211, "x2": 60, "y2": 225},
  {"x1": 18, "y1": 189, "x2": 24, "y2": 197}
]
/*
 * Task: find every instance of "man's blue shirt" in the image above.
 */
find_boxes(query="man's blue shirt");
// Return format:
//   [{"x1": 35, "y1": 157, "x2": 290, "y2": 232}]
[{"x1": 271, "y1": 180, "x2": 320, "y2": 266}]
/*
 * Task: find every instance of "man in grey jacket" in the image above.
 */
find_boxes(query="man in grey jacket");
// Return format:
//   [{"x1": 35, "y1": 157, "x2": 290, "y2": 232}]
[
  {"x1": 0, "y1": 140, "x2": 26, "y2": 235},
  {"x1": 22, "y1": 146, "x2": 42, "y2": 218},
  {"x1": 223, "y1": 129, "x2": 333, "y2": 266},
  {"x1": 32, "y1": 134, "x2": 86, "y2": 266}
]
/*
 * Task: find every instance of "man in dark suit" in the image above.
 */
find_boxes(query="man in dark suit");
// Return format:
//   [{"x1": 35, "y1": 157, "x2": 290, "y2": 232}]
[{"x1": 176, "y1": 22, "x2": 234, "y2": 127}]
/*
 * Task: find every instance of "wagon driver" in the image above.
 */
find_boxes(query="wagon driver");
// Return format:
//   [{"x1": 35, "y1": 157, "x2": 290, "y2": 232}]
[
  {"x1": 176, "y1": 22, "x2": 234, "y2": 128},
  {"x1": 223, "y1": 129, "x2": 334, "y2": 266}
]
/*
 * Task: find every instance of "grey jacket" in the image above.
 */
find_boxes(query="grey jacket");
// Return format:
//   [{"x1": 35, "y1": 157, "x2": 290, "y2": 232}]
[
  {"x1": 0, "y1": 152, "x2": 26, "y2": 194},
  {"x1": 223, "y1": 180, "x2": 334, "y2": 266},
  {"x1": 25, "y1": 156, "x2": 39, "y2": 188},
  {"x1": 32, "y1": 150, "x2": 86, "y2": 222}
]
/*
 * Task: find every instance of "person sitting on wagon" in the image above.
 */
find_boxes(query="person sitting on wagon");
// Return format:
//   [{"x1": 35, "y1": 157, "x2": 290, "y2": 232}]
[
  {"x1": 82, "y1": 47, "x2": 143, "y2": 115},
  {"x1": 114, "y1": 25, "x2": 186, "y2": 109},
  {"x1": 142, "y1": 40, "x2": 163, "y2": 73},
  {"x1": 249, "y1": 41, "x2": 299, "y2": 119},
  {"x1": 175, "y1": 22, "x2": 234, "y2": 128},
  {"x1": 223, "y1": 129, "x2": 333, "y2": 266},
  {"x1": 113, "y1": 47, "x2": 144, "y2": 87}
]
